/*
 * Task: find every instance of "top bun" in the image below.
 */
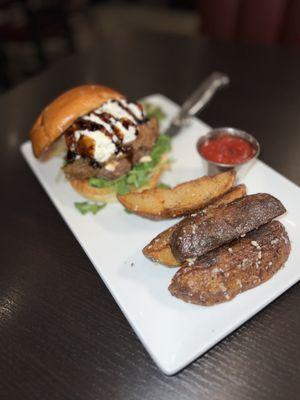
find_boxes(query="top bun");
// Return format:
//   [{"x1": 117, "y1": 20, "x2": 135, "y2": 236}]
[{"x1": 30, "y1": 85, "x2": 124, "y2": 158}]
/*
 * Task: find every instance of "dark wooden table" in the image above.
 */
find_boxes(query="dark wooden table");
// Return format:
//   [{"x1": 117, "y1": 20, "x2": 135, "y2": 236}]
[{"x1": 1, "y1": 33, "x2": 300, "y2": 400}]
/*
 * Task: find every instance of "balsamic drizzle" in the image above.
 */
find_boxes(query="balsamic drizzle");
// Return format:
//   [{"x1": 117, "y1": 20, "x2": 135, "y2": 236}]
[{"x1": 64, "y1": 99, "x2": 146, "y2": 167}]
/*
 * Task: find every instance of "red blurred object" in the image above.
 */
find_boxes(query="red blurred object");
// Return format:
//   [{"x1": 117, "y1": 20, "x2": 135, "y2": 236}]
[
  {"x1": 197, "y1": 0, "x2": 300, "y2": 46},
  {"x1": 198, "y1": 134, "x2": 256, "y2": 165}
]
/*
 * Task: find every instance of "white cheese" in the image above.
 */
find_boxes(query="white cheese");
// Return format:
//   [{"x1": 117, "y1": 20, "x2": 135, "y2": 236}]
[
  {"x1": 83, "y1": 113, "x2": 113, "y2": 133},
  {"x1": 114, "y1": 120, "x2": 137, "y2": 144},
  {"x1": 76, "y1": 129, "x2": 116, "y2": 163},
  {"x1": 105, "y1": 162, "x2": 117, "y2": 172},
  {"x1": 97, "y1": 100, "x2": 135, "y2": 123},
  {"x1": 73, "y1": 98, "x2": 145, "y2": 161},
  {"x1": 119, "y1": 99, "x2": 144, "y2": 121},
  {"x1": 139, "y1": 155, "x2": 152, "y2": 163},
  {"x1": 74, "y1": 131, "x2": 81, "y2": 141}
]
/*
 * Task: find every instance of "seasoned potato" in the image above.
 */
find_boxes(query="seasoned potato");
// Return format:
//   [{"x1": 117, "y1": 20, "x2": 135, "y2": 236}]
[
  {"x1": 169, "y1": 221, "x2": 291, "y2": 306},
  {"x1": 170, "y1": 193, "x2": 286, "y2": 262},
  {"x1": 143, "y1": 184, "x2": 246, "y2": 266},
  {"x1": 117, "y1": 170, "x2": 235, "y2": 220}
]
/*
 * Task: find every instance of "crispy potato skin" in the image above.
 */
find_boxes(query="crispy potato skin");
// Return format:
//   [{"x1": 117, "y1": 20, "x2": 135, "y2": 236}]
[
  {"x1": 143, "y1": 184, "x2": 246, "y2": 266},
  {"x1": 170, "y1": 193, "x2": 286, "y2": 263},
  {"x1": 169, "y1": 221, "x2": 291, "y2": 306},
  {"x1": 117, "y1": 171, "x2": 235, "y2": 220}
]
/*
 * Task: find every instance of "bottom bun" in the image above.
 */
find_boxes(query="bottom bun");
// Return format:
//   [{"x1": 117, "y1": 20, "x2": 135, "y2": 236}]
[{"x1": 69, "y1": 155, "x2": 169, "y2": 202}]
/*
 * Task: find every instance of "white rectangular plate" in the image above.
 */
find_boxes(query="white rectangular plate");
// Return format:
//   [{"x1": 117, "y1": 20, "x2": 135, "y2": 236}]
[{"x1": 21, "y1": 94, "x2": 300, "y2": 375}]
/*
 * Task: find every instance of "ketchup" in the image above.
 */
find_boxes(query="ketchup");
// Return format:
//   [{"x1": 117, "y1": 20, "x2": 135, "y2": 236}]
[{"x1": 198, "y1": 134, "x2": 256, "y2": 165}]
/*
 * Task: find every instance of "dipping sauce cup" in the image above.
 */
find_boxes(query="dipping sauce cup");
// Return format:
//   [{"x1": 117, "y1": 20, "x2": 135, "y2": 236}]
[{"x1": 197, "y1": 127, "x2": 260, "y2": 181}]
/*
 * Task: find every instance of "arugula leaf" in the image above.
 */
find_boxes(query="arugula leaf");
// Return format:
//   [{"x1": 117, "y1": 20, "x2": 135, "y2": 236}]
[
  {"x1": 88, "y1": 134, "x2": 171, "y2": 193},
  {"x1": 116, "y1": 180, "x2": 131, "y2": 195},
  {"x1": 124, "y1": 208, "x2": 133, "y2": 214},
  {"x1": 150, "y1": 134, "x2": 171, "y2": 165},
  {"x1": 157, "y1": 183, "x2": 171, "y2": 189},
  {"x1": 141, "y1": 102, "x2": 166, "y2": 123},
  {"x1": 89, "y1": 177, "x2": 112, "y2": 188},
  {"x1": 75, "y1": 202, "x2": 106, "y2": 215}
]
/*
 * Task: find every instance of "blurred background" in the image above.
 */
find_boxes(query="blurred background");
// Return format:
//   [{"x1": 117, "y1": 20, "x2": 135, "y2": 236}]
[{"x1": 1, "y1": 0, "x2": 300, "y2": 94}]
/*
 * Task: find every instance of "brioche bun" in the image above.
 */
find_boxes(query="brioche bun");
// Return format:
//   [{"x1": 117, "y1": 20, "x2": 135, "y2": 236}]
[
  {"x1": 69, "y1": 155, "x2": 169, "y2": 203},
  {"x1": 30, "y1": 85, "x2": 123, "y2": 158}
]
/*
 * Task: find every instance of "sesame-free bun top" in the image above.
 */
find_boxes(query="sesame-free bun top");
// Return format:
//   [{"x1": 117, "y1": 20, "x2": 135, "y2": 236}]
[{"x1": 30, "y1": 84, "x2": 124, "y2": 158}]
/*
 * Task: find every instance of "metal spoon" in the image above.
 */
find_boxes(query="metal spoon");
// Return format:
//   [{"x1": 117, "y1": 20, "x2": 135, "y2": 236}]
[{"x1": 166, "y1": 72, "x2": 230, "y2": 137}]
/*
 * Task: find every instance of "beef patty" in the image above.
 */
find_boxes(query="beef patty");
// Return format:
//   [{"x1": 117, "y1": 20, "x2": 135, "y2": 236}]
[{"x1": 63, "y1": 117, "x2": 159, "y2": 181}]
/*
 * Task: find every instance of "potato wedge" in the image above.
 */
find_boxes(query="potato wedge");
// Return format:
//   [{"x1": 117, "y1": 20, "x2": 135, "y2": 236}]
[
  {"x1": 143, "y1": 184, "x2": 246, "y2": 266},
  {"x1": 117, "y1": 170, "x2": 235, "y2": 220},
  {"x1": 169, "y1": 221, "x2": 291, "y2": 306},
  {"x1": 143, "y1": 225, "x2": 178, "y2": 266},
  {"x1": 171, "y1": 193, "x2": 286, "y2": 262}
]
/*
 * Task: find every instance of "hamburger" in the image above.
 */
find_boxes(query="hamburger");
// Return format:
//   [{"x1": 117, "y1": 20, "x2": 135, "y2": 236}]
[{"x1": 30, "y1": 85, "x2": 170, "y2": 202}]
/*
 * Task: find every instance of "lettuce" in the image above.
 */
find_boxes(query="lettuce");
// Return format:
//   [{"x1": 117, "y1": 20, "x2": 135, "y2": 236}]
[
  {"x1": 75, "y1": 202, "x2": 106, "y2": 215},
  {"x1": 89, "y1": 134, "x2": 171, "y2": 195}
]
